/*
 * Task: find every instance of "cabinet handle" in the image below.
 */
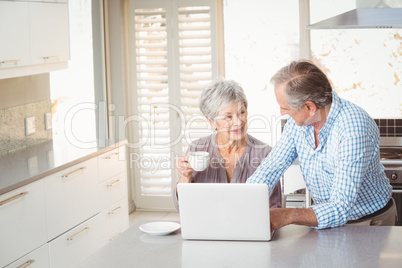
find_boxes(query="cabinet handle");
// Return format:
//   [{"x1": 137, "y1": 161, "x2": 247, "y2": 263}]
[
  {"x1": 0, "y1": 192, "x2": 29, "y2": 206},
  {"x1": 43, "y1": 55, "x2": 60, "y2": 61},
  {"x1": 107, "y1": 179, "x2": 121, "y2": 187},
  {"x1": 67, "y1": 227, "x2": 90, "y2": 241},
  {"x1": 109, "y1": 232, "x2": 122, "y2": 241},
  {"x1": 16, "y1": 260, "x2": 35, "y2": 268},
  {"x1": 0, "y1": 59, "x2": 20, "y2": 65},
  {"x1": 104, "y1": 152, "x2": 119, "y2": 159},
  {"x1": 62, "y1": 167, "x2": 86, "y2": 178},
  {"x1": 109, "y1": 206, "x2": 122, "y2": 214}
]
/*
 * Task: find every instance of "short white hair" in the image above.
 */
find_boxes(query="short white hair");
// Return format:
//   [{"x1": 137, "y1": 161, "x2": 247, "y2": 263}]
[{"x1": 199, "y1": 77, "x2": 248, "y2": 120}]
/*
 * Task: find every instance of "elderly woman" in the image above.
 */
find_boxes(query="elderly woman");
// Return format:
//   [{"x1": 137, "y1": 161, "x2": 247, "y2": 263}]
[{"x1": 173, "y1": 77, "x2": 282, "y2": 210}]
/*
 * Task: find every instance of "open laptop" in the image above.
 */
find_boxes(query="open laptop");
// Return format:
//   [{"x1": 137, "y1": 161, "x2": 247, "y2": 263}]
[{"x1": 177, "y1": 183, "x2": 273, "y2": 241}]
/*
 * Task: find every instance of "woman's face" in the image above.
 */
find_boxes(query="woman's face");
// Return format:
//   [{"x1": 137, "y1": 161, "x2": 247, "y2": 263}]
[{"x1": 211, "y1": 102, "x2": 248, "y2": 142}]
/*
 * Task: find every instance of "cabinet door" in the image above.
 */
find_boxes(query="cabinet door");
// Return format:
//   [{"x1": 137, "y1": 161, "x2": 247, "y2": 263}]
[
  {"x1": 0, "y1": 2, "x2": 30, "y2": 69},
  {"x1": 44, "y1": 157, "x2": 100, "y2": 240},
  {"x1": 0, "y1": 180, "x2": 47, "y2": 268},
  {"x1": 5, "y1": 244, "x2": 50, "y2": 268},
  {"x1": 49, "y1": 213, "x2": 104, "y2": 268},
  {"x1": 283, "y1": 164, "x2": 305, "y2": 194},
  {"x1": 29, "y1": 2, "x2": 70, "y2": 65}
]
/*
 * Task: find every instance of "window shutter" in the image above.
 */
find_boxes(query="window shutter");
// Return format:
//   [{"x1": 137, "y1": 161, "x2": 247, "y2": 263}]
[
  {"x1": 130, "y1": 0, "x2": 218, "y2": 209},
  {"x1": 134, "y1": 7, "x2": 172, "y2": 196},
  {"x1": 178, "y1": 5, "x2": 215, "y2": 150}
]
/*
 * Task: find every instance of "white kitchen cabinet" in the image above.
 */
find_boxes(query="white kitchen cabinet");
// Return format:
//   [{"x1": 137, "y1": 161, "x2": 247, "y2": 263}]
[
  {"x1": 283, "y1": 164, "x2": 305, "y2": 194},
  {"x1": 0, "y1": 2, "x2": 30, "y2": 69},
  {"x1": 48, "y1": 213, "x2": 104, "y2": 268},
  {"x1": 0, "y1": 0, "x2": 70, "y2": 79},
  {"x1": 99, "y1": 172, "x2": 128, "y2": 210},
  {"x1": 2, "y1": 144, "x2": 129, "y2": 267},
  {"x1": 98, "y1": 146, "x2": 127, "y2": 182},
  {"x1": 98, "y1": 198, "x2": 129, "y2": 243},
  {"x1": 5, "y1": 244, "x2": 50, "y2": 268},
  {"x1": 49, "y1": 146, "x2": 129, "y2": 268},
  {"x1": 283, "y1": 163, "x2": 312, "y2": 208},
  {"x1": 44, "y1": 157, "x2": 100, "y2": 240},
  {"x1": 97, "y1": 145, "x2": 129, "y2": 242},
  {"x1": 29, "y1": 2, "x2": 70, "y2": 65},
  {"x1": 0, "y1": 180, "x2": 47, "y2": 268}
]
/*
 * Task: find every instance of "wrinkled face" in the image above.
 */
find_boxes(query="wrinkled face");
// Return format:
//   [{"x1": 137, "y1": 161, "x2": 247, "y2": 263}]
[
  {"x1": 210, "y1": 102, "x2": 248, "y2": 142},
  {"x1": 275, "y1": 84, "x2": 311, "y2": 126}
]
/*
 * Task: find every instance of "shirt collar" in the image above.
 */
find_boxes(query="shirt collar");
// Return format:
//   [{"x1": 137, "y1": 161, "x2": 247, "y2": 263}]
[
  {"x1": 298, "y1": 91, "x2": 342, "y2": 150},
  {"x1": 317, "y1": 91, "x2": 342, "y2": 147}
]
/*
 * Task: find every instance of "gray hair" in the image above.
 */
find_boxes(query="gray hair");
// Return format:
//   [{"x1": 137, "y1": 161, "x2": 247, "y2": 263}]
[
  {"x1": 199, "y1": 77, "x2": 248, "y2": 120},
  {"x1": 270, "y1": 60, "x2": 333, "y2": 111}
]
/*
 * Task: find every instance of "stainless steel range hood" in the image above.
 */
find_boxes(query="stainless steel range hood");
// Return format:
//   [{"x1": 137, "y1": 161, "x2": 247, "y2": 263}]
[{"x1": 307, "y1": 8, "x2": 402, "y2": 29}]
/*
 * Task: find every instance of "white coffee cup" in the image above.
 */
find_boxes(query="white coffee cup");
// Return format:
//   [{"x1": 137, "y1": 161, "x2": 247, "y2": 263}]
[{"x1": 188, "y1": 151, "x2": 210, "y2": 171}]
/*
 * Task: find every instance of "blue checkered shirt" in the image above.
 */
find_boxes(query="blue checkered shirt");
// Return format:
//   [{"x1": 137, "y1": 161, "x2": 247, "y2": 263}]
[{"x1": 247, "y1": 91, "x2": 392, "y2": 229}]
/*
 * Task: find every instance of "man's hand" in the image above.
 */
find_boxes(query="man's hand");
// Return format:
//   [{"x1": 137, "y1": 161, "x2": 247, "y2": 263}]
[
  {"x1": 270, "y1": 208, "x2": 291, "y2": 230},
  {"x1": 270, "y1": 207, "x2": 319, "y2": 231}
]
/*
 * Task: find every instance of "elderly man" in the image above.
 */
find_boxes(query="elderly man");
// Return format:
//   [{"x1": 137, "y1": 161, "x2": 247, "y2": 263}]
[{"x1": 248, "y1": 60, "x2": 396, "y2": 230}]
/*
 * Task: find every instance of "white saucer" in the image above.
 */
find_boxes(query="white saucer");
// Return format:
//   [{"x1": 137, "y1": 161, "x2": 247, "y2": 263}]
[{"x1": 139, "y1": 222, "x2": 181, "y2": 236}]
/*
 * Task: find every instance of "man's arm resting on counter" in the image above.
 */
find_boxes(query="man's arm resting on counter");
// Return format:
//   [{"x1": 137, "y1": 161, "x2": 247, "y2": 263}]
[{"x1": 270, "y1": 207, "x2": 318, "y2": 230}]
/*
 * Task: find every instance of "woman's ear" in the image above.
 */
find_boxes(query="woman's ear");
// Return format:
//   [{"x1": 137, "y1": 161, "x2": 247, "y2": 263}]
[{"x1": 206, "y1": 116, "x2": 217, "y2": 130}]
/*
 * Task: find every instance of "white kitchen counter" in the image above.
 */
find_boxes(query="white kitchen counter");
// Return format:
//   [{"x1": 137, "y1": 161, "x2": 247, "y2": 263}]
[
  {"x1": 0, "y1": 138, "x2": 127, "y2": 195},
  {"x1": 79, "y1": 221, "x2": 402, "y2": 268}
]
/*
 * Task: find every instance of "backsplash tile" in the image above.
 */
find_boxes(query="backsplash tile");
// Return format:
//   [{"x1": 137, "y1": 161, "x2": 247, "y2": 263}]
[
  {"x1": 374, "y1": 119, "x2": 402, "y2": 137},
  {"x1": 280, "y1": 118, "x2": 402, "y2": 137},
  {"x1": 0, "y1": 100, "x2": 52, "y2": 155}
]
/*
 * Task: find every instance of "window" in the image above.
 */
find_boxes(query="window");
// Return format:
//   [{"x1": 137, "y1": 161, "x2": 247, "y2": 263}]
[
  {"x1": 223, "y1": 0, "x2": 300, "y2": 146},
  {"x1": 310, "y1": 0, "x2": 402, "y2": 118},
  {"x1": 222, "y1": 0, "x2": 300, "y2": 196},
  {"x1": 50, "y1": 0, "x2": 97, "y2": 150},
  {"x1": 129, "y1": 0, "x2": 220, "y2": 209}
]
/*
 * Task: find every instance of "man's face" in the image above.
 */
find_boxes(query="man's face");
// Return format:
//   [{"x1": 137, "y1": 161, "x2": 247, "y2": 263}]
[{"x1": 274, "y1": 84, "x2": 311, "y2": 126}]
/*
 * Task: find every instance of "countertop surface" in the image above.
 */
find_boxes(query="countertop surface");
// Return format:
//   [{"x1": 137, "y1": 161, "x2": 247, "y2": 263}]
[
  {"x1": 0, "y1": 138, "x2": 127, "y2": 195},
  {"x1": 79, "y1": 221, "x2": 402, "y2": 268}
]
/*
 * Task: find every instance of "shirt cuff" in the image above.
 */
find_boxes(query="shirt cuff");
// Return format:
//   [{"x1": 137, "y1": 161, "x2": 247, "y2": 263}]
[{"x1": 311, "y1": 203, "x2": 342, "y2": 229}]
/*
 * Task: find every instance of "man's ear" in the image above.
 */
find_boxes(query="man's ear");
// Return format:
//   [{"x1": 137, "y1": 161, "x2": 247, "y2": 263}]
[{"x1": 305, "y1": 101, "x2": 317, "y2": 115}]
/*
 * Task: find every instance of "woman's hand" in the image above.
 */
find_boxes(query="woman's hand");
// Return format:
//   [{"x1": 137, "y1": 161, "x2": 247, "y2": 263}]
[{"x1": 175, "y1": 153, "x2": 194, "y2": 183}]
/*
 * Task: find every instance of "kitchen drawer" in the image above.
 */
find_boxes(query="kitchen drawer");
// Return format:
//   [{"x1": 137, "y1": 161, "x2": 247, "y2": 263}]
[
  {"x1": 98, "y1": 198, "x2": 129, "y2": 243},
  {"x1": 5, "y1": 244, "x2": 50, "y2": 268},
  {"x1": 44, "y1": 157, "x2": 100, "y2": 240},
  {"x1": 99, "y1": 172, "x2": 128, "y2": 210},
  {"x1": 98, "y1": 146, "x2": 127, "y2": 182},
  {"x1": 49, "y1": 213, "x2": 104, "y2": 268},
  {"x1": 0, "y1": 180, "x2": 47, "y2": 268}
]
